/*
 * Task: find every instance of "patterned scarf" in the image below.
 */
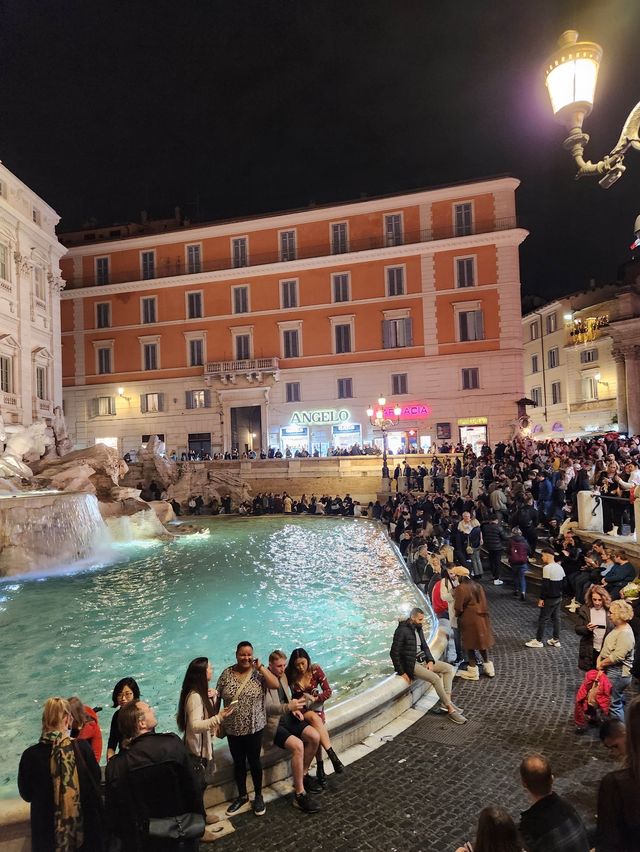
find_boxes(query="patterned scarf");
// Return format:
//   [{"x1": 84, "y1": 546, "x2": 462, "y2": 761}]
[{"x1": 40, "y1": 731, "x2": 84, "y2": 852}]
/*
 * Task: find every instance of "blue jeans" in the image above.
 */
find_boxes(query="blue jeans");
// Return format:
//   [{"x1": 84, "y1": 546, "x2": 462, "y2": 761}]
[
  {"x1": 607, "y1": 667, "x2": 632, "y2": 721},
  {"x1": 514, "y1": 563, "x2": 528, "y2": 595}
]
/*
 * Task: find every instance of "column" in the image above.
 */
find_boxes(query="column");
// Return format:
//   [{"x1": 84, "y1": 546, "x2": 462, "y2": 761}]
[
  {"x1": 612, "y1": 349, "x2": 628, "y2": 433},
  {"x1": 625, "y1": 346, "x2": 640, "y2": 436}
]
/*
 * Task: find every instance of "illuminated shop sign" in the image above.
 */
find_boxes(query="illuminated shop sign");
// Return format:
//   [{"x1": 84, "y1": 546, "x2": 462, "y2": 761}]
[
  {"x1": 290, "y1": 409, "x2": 350, "y2": 425},
  {"x1": 383, "y1": 403, "x2": 432, "y2": 420},
  {"x1": 457, "y1": 416, "x2": 488, "y2": 426},
  {"x1": 332, "y1": 423, "x2": 361, "y2": 435},
  {"x1": 282, "y1": 426, "x2": 309, "y2": 436}
]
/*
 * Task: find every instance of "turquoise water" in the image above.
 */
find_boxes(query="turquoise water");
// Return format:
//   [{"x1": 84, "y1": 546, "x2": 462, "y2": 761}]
[{"x1": 0, "y1": 516, "x2": 431, "y2": 798}]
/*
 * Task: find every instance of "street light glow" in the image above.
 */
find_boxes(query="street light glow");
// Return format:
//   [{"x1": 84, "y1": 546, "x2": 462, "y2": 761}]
[{"x1": 544, "y1": 31, "x2": 601, "y2": 128}]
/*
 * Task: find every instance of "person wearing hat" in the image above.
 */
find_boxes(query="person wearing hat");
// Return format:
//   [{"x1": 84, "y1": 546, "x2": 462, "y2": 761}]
[{"x1": 454, "y1": 568, "x2": 496, "y2": 680}]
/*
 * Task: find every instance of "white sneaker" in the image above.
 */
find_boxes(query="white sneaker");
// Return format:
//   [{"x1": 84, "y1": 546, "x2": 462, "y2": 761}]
[
  {"x1": 493, "y1": 579, "x2": 504, "y2": 585},
  {"x1": 547, "y1": 638, "x2": 561, "y2": 647},
  {"x1": 525, "y1": 639, "x2": 544, "y2": 648}
]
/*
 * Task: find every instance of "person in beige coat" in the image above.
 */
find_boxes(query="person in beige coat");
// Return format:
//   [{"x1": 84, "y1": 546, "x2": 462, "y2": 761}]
[{"x1": 453, "y1": 568, "x2": 496, "y2": 681}]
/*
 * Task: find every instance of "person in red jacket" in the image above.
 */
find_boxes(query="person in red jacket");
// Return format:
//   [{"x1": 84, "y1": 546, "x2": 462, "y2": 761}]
[{"x1": 68, "y1": 696, "x2": 103, "y2": 763}]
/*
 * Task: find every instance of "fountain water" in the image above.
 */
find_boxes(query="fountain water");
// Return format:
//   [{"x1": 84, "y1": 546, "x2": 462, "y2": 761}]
[{"x1": 0, "y1": 491, "x2": 112, "y2": 576}]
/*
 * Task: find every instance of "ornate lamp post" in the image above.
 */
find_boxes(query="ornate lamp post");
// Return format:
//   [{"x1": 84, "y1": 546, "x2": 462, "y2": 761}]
[
  {"x1": 366, "y1": 396, "x2": 401, "y2": 490},
  {"x1": 543, "y1": 30, "x2": 639, "y2": 189}
]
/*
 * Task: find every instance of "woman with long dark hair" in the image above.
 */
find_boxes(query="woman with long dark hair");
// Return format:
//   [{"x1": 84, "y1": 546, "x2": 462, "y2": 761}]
[
  {"x1": 177, "y1": 657, "x2": 233, "y2": 785},
  {"x1": 106, "y1": 677, "x2": 140, "y2": 761},
  {"x1": 18, "y1": 697, "x2": 104, "y2": 851},
  {"x1": 285, "y1": 647, "x2": 344, "y2": 785},
  {"x1": 455, "y1": 805, "x2": 522, "y2": 852},
  {"x1": 454, "y1": 569, "x2": 496, "y2": 680}
]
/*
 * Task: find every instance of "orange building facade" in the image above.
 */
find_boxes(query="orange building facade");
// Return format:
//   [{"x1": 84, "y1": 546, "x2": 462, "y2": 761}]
[{"x1": 60, "y1": 177, "x2": 527, "y2": 457}]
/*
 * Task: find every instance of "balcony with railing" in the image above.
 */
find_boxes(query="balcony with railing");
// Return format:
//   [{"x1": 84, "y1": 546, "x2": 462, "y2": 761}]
[
  {"x1": 204, "y1": 357, "x2": 279, "y2": 379},
  {"x1": 64, "y1": 216, "x2": 520, "y2": 290}
]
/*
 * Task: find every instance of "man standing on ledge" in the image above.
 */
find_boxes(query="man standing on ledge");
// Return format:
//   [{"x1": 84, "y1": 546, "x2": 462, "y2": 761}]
[{"x1": 390, "y1": 607, "x2": 466, "y2": 724}]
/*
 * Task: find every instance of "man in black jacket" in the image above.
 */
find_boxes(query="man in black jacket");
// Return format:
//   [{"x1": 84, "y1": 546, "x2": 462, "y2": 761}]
[
  {"x1": 390, "y1": 607, "x2": 466, "y2": 724},
  {"x1": 106, "y1": 700, "x2": 204, "y2": 851},
  {"x1": 482, "y1": 514, "x2": 508, "y2": 585}
]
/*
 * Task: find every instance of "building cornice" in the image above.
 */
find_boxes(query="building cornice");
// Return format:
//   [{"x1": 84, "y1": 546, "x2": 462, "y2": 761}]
[
  {"x1": 61, "y1": 228, "x2": 528, "y2": 300},
  {"x1": 61, "y1": 177, "x2": 522, "y2": 256}
]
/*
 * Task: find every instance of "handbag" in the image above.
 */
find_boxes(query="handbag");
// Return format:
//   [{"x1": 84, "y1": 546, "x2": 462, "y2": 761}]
[
  {"x1": 148, "y1": 812, "x2": 205, "y2": 840},
  {"x1": 188, "y1": 752, "x2": 216, "y2": 787},
  {"x1": 216, "y1": 669, "x2": 253, "y2": 739}
]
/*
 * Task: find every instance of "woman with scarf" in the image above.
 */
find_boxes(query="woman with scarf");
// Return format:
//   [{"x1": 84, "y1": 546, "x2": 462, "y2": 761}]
[{"x1": 18, "y1": 696, "x2": 103, "y2": 852}]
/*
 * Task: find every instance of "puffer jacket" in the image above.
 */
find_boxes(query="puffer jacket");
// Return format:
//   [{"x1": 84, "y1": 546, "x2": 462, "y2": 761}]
[
  {"x1": 482, "y1": 521, "x2": 508, "y2": 552},
  {"x1": 390, "y1": 619, "x2": 434, "y2": 678}
]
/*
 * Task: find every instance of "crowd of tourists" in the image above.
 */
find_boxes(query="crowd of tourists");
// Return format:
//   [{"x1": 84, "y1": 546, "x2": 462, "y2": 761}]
[
  {"x1": 18, "y1": 644, "x2": 346, "y2": 850},
  {"x1": 16, "y1": 431, "x2": 640, "y2": 850}
]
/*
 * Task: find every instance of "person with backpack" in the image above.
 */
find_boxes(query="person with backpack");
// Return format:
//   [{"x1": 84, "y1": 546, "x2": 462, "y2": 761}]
[{"x1": 508, "y1": 527, "x2": 531, "y2": 602}]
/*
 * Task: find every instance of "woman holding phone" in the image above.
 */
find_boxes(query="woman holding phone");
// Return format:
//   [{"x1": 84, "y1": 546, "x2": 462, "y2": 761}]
[{"x1": 215, "y1": 642, "x2": 278, "y2": 818}]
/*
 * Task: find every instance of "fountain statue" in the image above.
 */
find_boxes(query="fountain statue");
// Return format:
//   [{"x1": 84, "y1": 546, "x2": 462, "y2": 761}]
[{"x1": 0, "y1": 416, "x2": 52, "y2": 479}]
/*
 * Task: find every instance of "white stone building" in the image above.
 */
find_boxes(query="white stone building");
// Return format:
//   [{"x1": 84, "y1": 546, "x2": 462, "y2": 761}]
[{"x1": 0, "y1": 161, "x2": 66, "y2": 425}]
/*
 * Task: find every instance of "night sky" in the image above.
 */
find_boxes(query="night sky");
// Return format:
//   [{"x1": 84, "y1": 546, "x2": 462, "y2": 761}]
[{"x1": 1, "y1": 0, "x2": 639, "y2": 299}]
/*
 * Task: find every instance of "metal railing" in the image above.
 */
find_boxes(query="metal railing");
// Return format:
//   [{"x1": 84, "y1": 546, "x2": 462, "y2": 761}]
[
  {"x1": 205, "y1": 357, "x2": 279, "y2": 374},
  {"x1": 65, "y1": 216, "x2": 520, "y2": 290}
]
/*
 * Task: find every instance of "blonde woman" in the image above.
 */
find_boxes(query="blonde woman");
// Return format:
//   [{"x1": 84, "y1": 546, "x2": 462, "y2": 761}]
[
  {"x1": 18, "y1": 696, "x2": 103, "y2": 851},
  {"x1": 597, "y1": 599, "x2": 636, "y2": 721}
]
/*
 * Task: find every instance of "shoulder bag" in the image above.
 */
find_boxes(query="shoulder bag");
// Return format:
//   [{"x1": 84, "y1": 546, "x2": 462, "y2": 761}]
[{"x1": 216, "y1": 669, "x2": 253, "y2": 740}]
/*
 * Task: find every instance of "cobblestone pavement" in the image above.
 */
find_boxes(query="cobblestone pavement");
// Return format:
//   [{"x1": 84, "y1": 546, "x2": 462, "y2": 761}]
[{"x1": 204, "y1": 581, "x2": 619, "y2": 852}]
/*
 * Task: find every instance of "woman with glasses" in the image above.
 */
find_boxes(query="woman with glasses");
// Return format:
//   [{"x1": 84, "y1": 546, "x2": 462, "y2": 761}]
[{"x1": 106, "y1": 677, "x2": 140, "y2": 761}]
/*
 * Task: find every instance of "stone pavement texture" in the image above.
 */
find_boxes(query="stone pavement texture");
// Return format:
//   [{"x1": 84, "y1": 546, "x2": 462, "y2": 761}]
[{"x1": 203, "y1": 580, "x2": 620, "y2": 852}]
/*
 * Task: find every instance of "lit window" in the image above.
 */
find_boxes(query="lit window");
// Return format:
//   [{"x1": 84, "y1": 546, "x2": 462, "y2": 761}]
[{"x1": 186, "y1": 389, "x2": 210, "y2": 409}]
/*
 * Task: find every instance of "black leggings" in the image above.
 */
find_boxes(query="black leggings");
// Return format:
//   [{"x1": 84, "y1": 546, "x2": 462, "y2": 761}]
[
  {"x1": 227, "y1": 729, "x2": 264, "y2": 797},
  {"x1": 467, "y1": 649, "x2": 488, "y2": 665}
]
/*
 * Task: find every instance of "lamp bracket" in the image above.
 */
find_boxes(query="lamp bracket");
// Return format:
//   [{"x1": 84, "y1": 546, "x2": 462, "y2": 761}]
[{"x1": 565, "y1": 100, "x2": 640, "y2": 188}]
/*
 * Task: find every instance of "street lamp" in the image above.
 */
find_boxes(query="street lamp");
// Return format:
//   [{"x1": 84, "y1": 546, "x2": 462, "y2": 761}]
[
  {"x1": 543, "y1": 30, "x2": 640, "y2": 189},
  {"x1": 366, "y1": 395, "x2": 402, "y2": 489}
]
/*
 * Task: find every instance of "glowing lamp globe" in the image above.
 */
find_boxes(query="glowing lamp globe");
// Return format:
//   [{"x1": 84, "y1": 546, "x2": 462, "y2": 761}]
[
  {"x1": 366, "y1": 407, "x2": 374, "y2": 417},
  {"x1": 544, "y1": 30, "x2": 602, "y2": 130}
]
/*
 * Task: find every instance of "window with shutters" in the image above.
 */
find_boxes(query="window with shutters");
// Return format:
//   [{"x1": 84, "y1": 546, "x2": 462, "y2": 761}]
[
  {"x1": 382, "y1": 317, "x2": 413, "y2": 348},
  {"x1": 35, "y1": 365, "x2": 47, "y2": 400},
  {"x1": 531, "y1": 354, "x2": 539, "y2": 373},
  {"x1": 186, "y1": 389, "x2": 210, "y2": 409},
  {"x1": 140, "y1": 393, "x2": 164, "y2": 413},
  {"x1": 285, "y1": 382, "x2": 301, "y2": 403},
  {"x1": 392, "y1": 373, "x2": 408, "y2": 395},
  {"x1": 97, "y1": 347, "x2": 112, "y2": 374},
  {"x1": 141, "y1": 251, "x2": 155, "y2": 280},
  {"x1": 187, "y1": 291, "x2": 202, "y2": 318},
  {"x1": 283, "y1": 329, "x2": 299, "y2": 358},
  {"x1": 232, "y1": 285, "x2": 249, "y2": 314},
  {"x1": 461, "y1": 367, "x2": 480, "y2": 390},
  {"x1": 96, "y1": 302, "x2": 111, "y2": 329},
  {"x1": 546, "y1": 312, "x2": 558, "y2": 333},
  {"x1": 235, "y1": 334, "x2": 251, "y2": 361},
  {"x1": 0, "y1": 244, "x2": 8, "y2": 281},
  {"x1": 458, "y1": 310, "x2": 484, "y2": 342},
  {"x1": 141, "y1": 296, "x2": 157, "y2": 324},
  {"x1": 551, "y1": 381, "x2": 562, "y2": 404},
  {"x1": 384, "y1": 213, "x2": 403, "y2": 246},
  {"x1": 453, "y1": 202, "x2": 473, "y2": 236},
  {"x1": 337, "y1": 378, "x2": 353, "y2": 399},
  {"x1": 279, "y1": 230, "x2": 296, "y2": 262},
  {"x1": 332, "y1": 273, "x2": 350, "y2": 303},
  {"x1": 0, "y1": 355, "x2": 12, "y2": 392},
  {"x1": 335, "y1": 323, "x2": 352, "y2": 354},
  {"x1": 386, "y1": 266, "x2": 405, "y2": 297},
  {"x1": 331, "y1": 222, "x2": 348, "y2": 254},
  {"x1": 33, "y1": 268, "x2": 46, "y2": 303},
  {"x1": 455, "y1": 257, "x2": 475, "y2": 288},
  {"x1": 583, "y1": 376, "x2": 599, "y2": 401},
  {"x1": 143, "y1": 343, "x2": 158, "y2": 371},
  {"x1": 280, "y1": 279, "x2": 298, "y2": 309},
  {"x1": 580, "y1": 348, "x2": 598, "y2": 364},
  {"x1": 531, "y1": 387, "x2": 542, "y2": 407},
  {"x1": 530, "y1": 321, "x2": 539, "y2": 340},
  {"x1": 548, "y1": 347, "x2": 559, "y2": 368},
  {"x1": 186, "y1": 244, "x2": 201, "y2": 274},
  {"x1": 231, "y1": 237, "x2": 248, "y2": 268},
  {"x1": 92, "y1": 396, "x2": 115, "y2": 416},
  {"x1": 96, "y1": 257, "x2": 110, "y2": 285},
  {"x1": 189, "y1": 338, "x2": 204, "y2": 366}
]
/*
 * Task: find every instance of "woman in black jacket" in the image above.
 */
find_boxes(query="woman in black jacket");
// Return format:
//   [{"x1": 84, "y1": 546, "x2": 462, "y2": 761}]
[
  {"x1": 575, "y1": 585, "x2": 612, "y2": 671},
  {"x1": 18, "y1": 697, "x2": 104, "y2": 852}
]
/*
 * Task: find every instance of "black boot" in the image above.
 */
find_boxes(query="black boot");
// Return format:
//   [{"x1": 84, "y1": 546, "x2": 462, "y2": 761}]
[
  {"x1": 316, "y1": 759, "x2": 327, "y2": 787},
  {"x1": 327, "y1": 747, "x2": 344, "y2": 774}
]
